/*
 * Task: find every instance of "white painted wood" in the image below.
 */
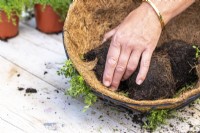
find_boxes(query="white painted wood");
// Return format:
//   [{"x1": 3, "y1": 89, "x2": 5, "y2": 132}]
[
  {"x1": 0, "y1": 118, "x2": 25, "y2": 133},
  {"x1": 0, "y1": 55, "x2": 137, "y2": 133},
  {"x1": 18, "y1": 23, "x2": 65, "y2": 55},
  {"x1": 0, "y1": 23, "x2": 140, "y2": 132},
  {"x1": 23, "y1": 18, "x2": 63, "y2": 42},
  {"x1": 0, "y1": 34, "x2": 67, "y2": 89},
  {"x1": 0, "y1": 21, "x2": 199, "y2": 133}
]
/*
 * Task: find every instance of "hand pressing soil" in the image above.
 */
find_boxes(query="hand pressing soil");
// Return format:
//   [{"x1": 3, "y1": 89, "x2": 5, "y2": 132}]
[{"x1": 84, "y1": 40, "x2": 199, "y2": 100}]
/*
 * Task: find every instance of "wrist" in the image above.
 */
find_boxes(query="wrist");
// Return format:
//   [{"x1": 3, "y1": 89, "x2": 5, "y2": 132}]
[
  {"x1": 140, "y1": 0, "x2": 195, "y2": 25},
  {"x1": 138, "y1": 2, "x2": 164, "y2": 29},
  {"x1": 141, "y1": 1, "x2": 165, "y2": 29}
]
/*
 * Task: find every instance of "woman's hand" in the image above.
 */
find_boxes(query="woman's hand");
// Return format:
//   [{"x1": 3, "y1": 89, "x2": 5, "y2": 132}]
[
  {"x1": 103, "y1": 3, "x2": 162, "y2": 90},
  {"x1": 102, "y1": 0, "x2": 195, "y2": 91}
]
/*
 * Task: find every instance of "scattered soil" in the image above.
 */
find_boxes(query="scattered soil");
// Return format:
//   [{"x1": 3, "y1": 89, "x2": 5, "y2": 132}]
[
  {"x1": 0, "y1": 38, "x2": 8, "y2": 42},
  {"x1": 54, "y1": 90, "x2": 59, "y2": 93},
  {"x1": 18, "y1": 87, "x2": 24, "y2": 91},
  {"x1": 84, "y1": 40, "x2": 198, "y2": 100},
  {"x1": 25, "y1": 88, "x2": 37, "y2": 93},
  {"x1": 44, "y1": 71, "x2": 48, "y2": 75},
  {"x1": 0, "y1": 32, "x2": 19, "y2": 42}
]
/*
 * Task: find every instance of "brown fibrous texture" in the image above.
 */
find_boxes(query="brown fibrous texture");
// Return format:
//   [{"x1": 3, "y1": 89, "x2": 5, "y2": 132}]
[{"x1": 84, "y1": 40, "x2": 198, "y2": 100}]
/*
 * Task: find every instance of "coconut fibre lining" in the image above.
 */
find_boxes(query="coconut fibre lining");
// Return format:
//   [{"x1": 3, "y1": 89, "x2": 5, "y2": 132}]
[{"x1": 84, "y1": 40, "x2": 199, "y2": 100}]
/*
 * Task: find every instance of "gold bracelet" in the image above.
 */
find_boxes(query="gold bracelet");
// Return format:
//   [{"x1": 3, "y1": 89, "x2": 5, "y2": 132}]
[{"x1": 142, "y1": 0, "x2": 165, "y2": 29}]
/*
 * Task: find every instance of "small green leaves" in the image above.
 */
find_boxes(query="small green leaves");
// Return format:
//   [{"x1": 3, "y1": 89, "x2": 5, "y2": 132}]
[
  {"x1": 83, "y1": 93, "x2": 97, "y2": 112},
  {"x1": 0, "y1": 0, "x2": 31, "y2": 24},
  {"x1": 144, "y1": 110, "x2": 172, "y2": 131},
  {"x1": 117, "y1": 91, "x2": 129, "y2": 97},
  {"x1": 173, "y1": 83, "x2": 195, "y2": 98},
  {"x1": 33, "y1": 0, "x2": 72, "y2": 21},
  {"x1": 58, "y1": 59, "x2": 97, "y2": 112},
  {"x1": 194, "y1": 98, "x2": 200, "y2": 104},
  {"x1": 192, "y1": 45, "x2": 200, "y2": 58},
  {"x1": 0, "y1": 0, "x2": 72, "y2": 24},
  {"x1": 57, "y1": 60, "x2": 76, "y2": 78}
]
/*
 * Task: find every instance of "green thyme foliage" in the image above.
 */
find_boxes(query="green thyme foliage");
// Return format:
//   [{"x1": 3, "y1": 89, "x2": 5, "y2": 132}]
[
  {"x1": 58, "y1": 59, "x2": 97, "y2": 112},
  {"x1": 117, "y1": 91, "x2": 129, "y2": 97},
  {"x1": 194, "y1": 98, "x2": 200, "y2": 104},
  {"x1": 144, "y1": 109, "x2": 173, "y2": 131},
  {"x1": 33, "y1": 0, "x2": 72, "y2": 21},
  {"x1": 144, "y1": 82, "x2": 195, "y2": 131},
  {"x1": 192, "y1": 45, "x2": 200, "y2": 106},
  {"x1": 193, "y1": 45, "x2": 200, "y2": 58},
  {"x1": 173, "y1": 83, "x2": 195, "y2": 98},
  {"x1": 0, "y1": 0, "x2": 31, "y2": 24}
]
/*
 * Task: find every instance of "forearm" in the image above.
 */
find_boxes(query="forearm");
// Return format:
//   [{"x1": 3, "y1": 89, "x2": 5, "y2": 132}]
[{"x1": 142, "y1": 0, "x2": 195, "y2": 24}]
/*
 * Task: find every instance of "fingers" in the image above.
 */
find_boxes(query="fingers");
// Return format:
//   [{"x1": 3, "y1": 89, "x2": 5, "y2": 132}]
[
  {"x1": 122, "y1": 50, "x2": 141, "y2": 80},
  {"x1": 136, "y1": 49, "x2": 153, "y2": 85},
  {"x1": 103, "y1": 29, "x2": 117, "y2": 43},
  {"x1": 103, "y1": 37, "x2": 121, "y2": 87},
  {"x1": 110, "y1": 45, "x2": 132, "y2": 90}
]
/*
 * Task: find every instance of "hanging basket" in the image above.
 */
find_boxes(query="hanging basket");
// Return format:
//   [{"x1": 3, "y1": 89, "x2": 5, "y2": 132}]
[{"x1": 63, "y1": 0, "x2": 200, "y2": 112}]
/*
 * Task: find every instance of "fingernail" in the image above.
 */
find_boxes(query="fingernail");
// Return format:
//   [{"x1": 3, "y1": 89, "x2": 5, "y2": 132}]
[
  {"x1": 136, "y1": 79, "x2": 143, "y2": 85},
  {"x1": 110, "y1": 86, "x2": 117, "y2": 91},
  {"x1": 104, "y1": 80, "x2": 111, "y2": 87}
]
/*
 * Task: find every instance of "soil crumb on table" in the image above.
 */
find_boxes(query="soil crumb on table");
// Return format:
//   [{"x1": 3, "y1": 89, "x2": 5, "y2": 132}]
[
  {"x1": 54, "y1": 90, "x2": 59, "y2": 93},
  {"x1": 18, "y1": 87, "x2": 24, "y2": 91},
  {"x1": 44, "y1": 71, "x2": 48, "y2": 75},
  {"x1": 26, "y1": 88, "x2": 37, "y2": 93}
]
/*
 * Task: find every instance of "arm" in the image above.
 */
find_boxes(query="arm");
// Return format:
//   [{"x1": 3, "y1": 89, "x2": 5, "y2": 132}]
[{"x1": 102, "y1": 0, "x2": 195, "y2": 90}]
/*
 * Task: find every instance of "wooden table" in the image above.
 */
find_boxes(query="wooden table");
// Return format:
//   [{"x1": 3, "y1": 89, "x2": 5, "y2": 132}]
[{"x1": 0, "y1": 19, "x2": 200, "y2": 133}]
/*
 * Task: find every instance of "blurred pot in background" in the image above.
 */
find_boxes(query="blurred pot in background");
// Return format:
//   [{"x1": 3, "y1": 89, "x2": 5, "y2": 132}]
[
  {"x1": 0, "y1": 0, "x2": 30, "y2": 40},
  {"x1": 0, "y1": 11, "x2": 19, "y2": 40},
  {"x1": 34, "y1": 0, "x2": 72, "y2": 34}
]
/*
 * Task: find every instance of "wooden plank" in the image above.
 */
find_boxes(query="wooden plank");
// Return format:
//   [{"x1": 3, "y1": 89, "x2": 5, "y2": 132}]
[
  {"x1": 155, "y1": 106, "x2": 200, "y2": 133},
  {"x1": 0, "y1": 106, "x2": 46, "y2": 133},
  {"x1": 0, "y1": 118, "x2": 25, "y2": 133},
  {"x1": 0, "y1": 36, "x2": 67, "y2": 90},
  {"x1": 18, "y1": 23, "x2": 65, "y2": 55},
  {"x1": 0, "y1": 25, "x2": 141, "y2": 132},
  {"x1": 22, "y1": 18, "x2": 63, "y2": 42},
  {"x1": 0, "y1": 56, "x2": 139, "y2": 133}
]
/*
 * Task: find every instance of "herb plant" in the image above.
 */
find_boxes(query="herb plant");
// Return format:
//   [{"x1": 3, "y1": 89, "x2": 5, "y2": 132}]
[
  {"x1": 143, "y1": 110, "x2": 174, "y2": 131},
  {"x1": 194, "y1": 98, "x2": 200, "y2": 104},
  {"x1": 0, "y1": 0, "x2": 31, "y2": 24},
  {"x1": 33, "y1": 0, "x2": 72, "y2": 21},
  {"x1": 193, "y1": 45, "x2": 200, "y2": 58},
  {"x1": 58, "y1": 59, "x2": 97, "y2": 112}
]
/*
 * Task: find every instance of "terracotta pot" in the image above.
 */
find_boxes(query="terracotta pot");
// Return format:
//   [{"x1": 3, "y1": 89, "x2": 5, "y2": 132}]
[
  {"x1": 34, "y1": 4, "x2": 64, "y2": 34},
  {"x1": 0, "y1": 11, "x2": 19, "y2": 40}
]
